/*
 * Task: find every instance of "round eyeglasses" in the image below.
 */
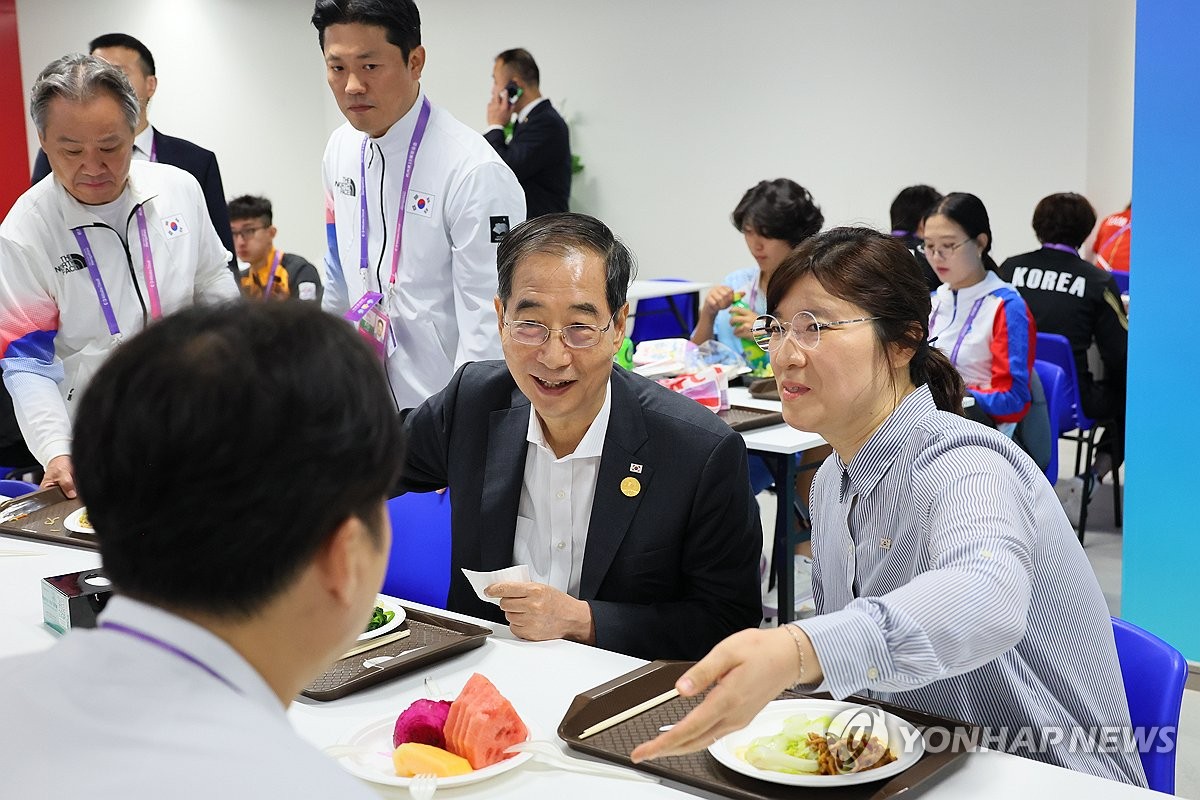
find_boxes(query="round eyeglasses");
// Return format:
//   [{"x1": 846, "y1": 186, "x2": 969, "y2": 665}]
[
  {"x1": 502, "y1": 315, "x2": 616, "y2": 349},
  {"x1": 751, "y1": 311, "x2": 880, "y2": 351},
  {"x1": 916, "y1": 238, "x2": 971, "y2": 260}
]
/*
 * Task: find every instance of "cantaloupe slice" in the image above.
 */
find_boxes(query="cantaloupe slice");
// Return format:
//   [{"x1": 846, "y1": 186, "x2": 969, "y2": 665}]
[{"x1": 392, "y1": 742, "x2": 473, "y2": 777}]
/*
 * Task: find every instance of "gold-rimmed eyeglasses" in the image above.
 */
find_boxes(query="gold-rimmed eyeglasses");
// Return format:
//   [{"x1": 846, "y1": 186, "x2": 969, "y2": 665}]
[
  {"x1": 502, "y1": 315, "x2": 617, "y2": 349},
  {"x1": 751, "y1": 311, "x2": 880, "y2": 351}
]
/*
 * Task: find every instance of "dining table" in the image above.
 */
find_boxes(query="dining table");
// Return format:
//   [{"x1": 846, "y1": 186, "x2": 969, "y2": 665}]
[{"x1": 0, "y1": 530, "x2": 1160, "y2": 799}]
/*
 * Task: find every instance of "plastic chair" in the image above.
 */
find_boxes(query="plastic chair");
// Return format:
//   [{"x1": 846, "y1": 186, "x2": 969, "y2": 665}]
[
  {"x1": 0, "y1": 478, "x2": 38, "y2": 498},
  {"x1": 1035, "y1": 332, "x2": 1121, "y2": 541},
  {"x1": 1033, "y1": 360, "x2": 1070, "y2": 485},
  {"x1": 1109, "y1": 270, "x2": 1130, "y2": 295},
  {"x1": 1111, "y1": 616, "x2": 1187, "y2": 793},
  {"x1": 629, "y1": 278, "x2": 699, "y2": 345},
  {"x1": 382, "y1": 490, "x2": 451, "y2": 608}
]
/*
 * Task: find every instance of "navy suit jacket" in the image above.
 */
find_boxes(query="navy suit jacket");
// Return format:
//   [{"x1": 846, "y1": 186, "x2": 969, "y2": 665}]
[
  {"x1": 398, "y1": 361, "x2": 762, "y2": 661},
  {"x1": 484, "y1": 100, "x2": 571, "y2": 219},
  {"x1": 33, "y1": 129, "x2": 236, "y2": 274}
]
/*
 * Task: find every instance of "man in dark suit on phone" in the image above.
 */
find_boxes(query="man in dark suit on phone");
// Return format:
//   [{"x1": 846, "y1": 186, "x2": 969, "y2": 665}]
[
  {"x1": 397, "y1": 213, "x2": 762, "y2": 661},
  {"x1": 31, "y1": 33, "x2": 236, "y2": 275},
  {"x1": 484, "y1": 49, "x2": 572, "y2": 219}
]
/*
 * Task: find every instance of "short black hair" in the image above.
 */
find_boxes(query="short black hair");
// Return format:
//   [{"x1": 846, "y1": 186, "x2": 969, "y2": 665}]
[
  {"x1": 312, "y1": 0, "x2": 421, "y2": 59},
  {"x1": 889, "y1": 185, "x2": 942, "y2": 233},
  {"x1": 73, "y1": 302, "x2": 404, "y2": 618},
  {"x1": 496, "y1": 48, "x2": 539, "y2": 87},
  {"x1": 228, "y1": 194, "x2": 273, "y2": 225},
  {"x1": 88, "y1": 32, "x2": 155, "y2": 76},
  {"x1": 1032, "y1": 192, "x2": 1097, "y2": 249},
  {"x1": 497, "y1": 212, "x2": 636, "y2": 318},
  {"x1": 731, "y1": 179, "x2": 823, "y2": 247}
]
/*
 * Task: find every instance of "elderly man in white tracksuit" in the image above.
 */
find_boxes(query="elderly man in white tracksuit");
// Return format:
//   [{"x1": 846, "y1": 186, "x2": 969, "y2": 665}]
[
  {"x1": 315, "y1": 0, "x2": 526, "y2": 410},
  {"x1": 0, "y1": 54, "x2": 238, "y2": 496}
]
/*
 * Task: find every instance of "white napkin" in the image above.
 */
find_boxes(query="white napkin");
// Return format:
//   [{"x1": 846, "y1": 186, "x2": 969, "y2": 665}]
[{"x1": 462, "y1": 565, "x2": 531, "y2": 604}]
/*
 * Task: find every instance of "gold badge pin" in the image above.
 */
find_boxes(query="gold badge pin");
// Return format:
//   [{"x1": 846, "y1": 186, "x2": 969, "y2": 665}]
[{"x1": 620, "y1": 476, "x2": 641, "y2": 497}]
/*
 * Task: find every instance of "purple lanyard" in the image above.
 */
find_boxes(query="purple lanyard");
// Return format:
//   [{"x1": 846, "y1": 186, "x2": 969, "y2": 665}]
[
  {"x1": 358, "y1": 97, "x2": 432, "y2": 291},
  {"x1": 101, "y1": 621, "x2": 241, "y2": 694},
  {"x1": 1042, "y1": 243, "x2": 1078, "y2": 255},
  {"x1": 149, "y1": 135, "x2": 157, "y2": 163},
  {"x1": 948, "y1": 296, "x2": 987, "y2": 366},
  {"x1": 71, "y1": 207, "x2": 162, "y2": 337},
  {"x1": 260, "y1": 249, "x2": 283, "y2": 299}
]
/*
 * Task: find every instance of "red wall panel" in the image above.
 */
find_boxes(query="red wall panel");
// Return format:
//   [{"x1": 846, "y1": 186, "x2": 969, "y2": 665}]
[{"x1": 0, "y1": 0, "x2": 27, "y2": 217}]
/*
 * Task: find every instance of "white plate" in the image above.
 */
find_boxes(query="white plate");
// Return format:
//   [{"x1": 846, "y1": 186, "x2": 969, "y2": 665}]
[
  {"x1": 335, "y1": 713, "x2": 533, "y2": 788},
  {"x1": 358, "y1": 597, "x2": 407, "y2": 642},
  {"x1": 64, "y1": 507, "x2": 94, "y2": 534},
  {"x1": 707, "y1": 698, "x2": 924, "y2": 787}
]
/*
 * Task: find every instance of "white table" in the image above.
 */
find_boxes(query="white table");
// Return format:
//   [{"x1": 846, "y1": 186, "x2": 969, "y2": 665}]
[{"x1": 0, "y1": 537, "x2": 1161, "y2": 799}]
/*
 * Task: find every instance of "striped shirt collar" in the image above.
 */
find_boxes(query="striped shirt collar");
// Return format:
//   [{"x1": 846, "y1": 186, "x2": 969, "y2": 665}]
[{"x1": 837, "y1": 384, "x2": 935, "y2": 503}]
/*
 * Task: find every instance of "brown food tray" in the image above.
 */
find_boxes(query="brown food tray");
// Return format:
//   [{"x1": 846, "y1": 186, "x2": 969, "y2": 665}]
[
  {"x1": 0, "y1": 487, "x2": 92, "y2": 549},
  {"x1": 719, "y1": 405, "x2": 785, "y2": 432},
  {"x1": 303, "y1": 605, "x2": 492, "y2": 701},
  {"x1": 559, "y1": 660, "x2": 979, "y2": 800}
]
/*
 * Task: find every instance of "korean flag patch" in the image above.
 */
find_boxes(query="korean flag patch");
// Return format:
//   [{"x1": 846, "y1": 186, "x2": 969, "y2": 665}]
[
  {"x1": 162, "y1": 215, "x2": 188, "y2": 238},
  {"x1": 408, "y1": 190, "x2": 435, "y2": 218}
]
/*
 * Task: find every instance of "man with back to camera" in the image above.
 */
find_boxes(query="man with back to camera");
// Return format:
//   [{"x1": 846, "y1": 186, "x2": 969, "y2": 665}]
[
  {"x1": 31, "y1": 33, "x2": 238, "y2": 276},
  {"x1": 0, "y1": 54, "x2": 238, "y2": 499},
  {"x1": 889, "y1": 184, "x2": 943, "y2": 292},
  {"x1": 484, "y1": 48, "x2": 572, "y2": 219},
  {"x1": 229, "y1": 194, "x2": 323, "y2": 302},
  {"x1": 397, "y1": 213, "x2": 763, "y2": 661},
  {"x1": 313, "y1": 0, "x2": 526, "y2": 409},
  {"x1": 0, "y1": 302, "x2": 402, "y2": 798},
  {"x1": 999, "y1": 192, "x2": 1128, "y2": 519}
]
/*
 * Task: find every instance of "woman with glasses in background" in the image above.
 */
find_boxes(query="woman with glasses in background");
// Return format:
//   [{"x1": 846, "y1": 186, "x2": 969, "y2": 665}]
[
  {"x1": 630, "y1": 228, "x2": 1145, "y2": 787},
  {"x1": 921, "y1": 193, "x2": 1035, "y2": 434}
]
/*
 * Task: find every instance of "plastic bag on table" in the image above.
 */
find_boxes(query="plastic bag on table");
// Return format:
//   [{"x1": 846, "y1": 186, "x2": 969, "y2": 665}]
[
  {"x1": 657, "y1": 364, "x2": 739, "y2": 412},
  {"x1": 631, "y1": 338, "x2": 695, "y2": 379}
]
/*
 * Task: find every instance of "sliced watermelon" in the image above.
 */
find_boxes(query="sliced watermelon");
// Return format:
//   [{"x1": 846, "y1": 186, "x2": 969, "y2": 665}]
[{"x1": 443, "y1": 673, "x2": 529, "y2": 769}]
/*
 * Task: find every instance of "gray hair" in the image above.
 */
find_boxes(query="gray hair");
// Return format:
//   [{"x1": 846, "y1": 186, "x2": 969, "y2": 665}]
[{"x1": 30, "y1": 53, "x2": 140, "y2": 136}]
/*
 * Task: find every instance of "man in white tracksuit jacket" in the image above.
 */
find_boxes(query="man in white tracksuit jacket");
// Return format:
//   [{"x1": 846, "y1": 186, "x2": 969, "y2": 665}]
[
  {"x1": 315, "y1": 0, "x2": 526, "y2": 410},
  {"x1": 0, "y1": 54, "x2": 237, "y2": 495}
]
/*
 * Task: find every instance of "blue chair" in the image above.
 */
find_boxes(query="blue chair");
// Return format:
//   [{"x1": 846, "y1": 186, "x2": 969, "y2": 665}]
[
  {"x1": 629, "y1": 278, "x2": 699, "y2": 345},
  {"x1": 0, "y1": 478, "x2": 39, "y2": 498},
  {"x1": 382, "y1": 490, "x2": 451, "y2": 608},
  {"x1": 1033, "y1": 360, "x2": 1070, "y2": 485},
  {"x1": 1111, "y1": 616, "x2": 1187, "y2": 794},
  {"x1": 1035, "y1": 332, "x2": 1121, "y2": 541},
  {"x1": 1109, "y1": 270, "x2": 1130, "y2": 295}
]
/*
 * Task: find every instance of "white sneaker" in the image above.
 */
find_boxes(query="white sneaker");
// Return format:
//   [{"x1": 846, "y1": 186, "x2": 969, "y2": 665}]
[
  {"x1": 1055, "y1": 474, "x2": 1092, "y2": 528},
  {"x1": 762, "y1": 554, "x2": 815, "y2": 619}
]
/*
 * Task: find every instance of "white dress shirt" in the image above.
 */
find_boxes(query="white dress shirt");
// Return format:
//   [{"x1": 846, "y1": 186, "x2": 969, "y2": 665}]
[
  {"x1": 0, "y1": 596, "x2": 377, "y2": 799},
  {"x1": 514, "y1": 382, "x2": 612, "y2": 596},
  {"x1": 132, "y1": 125, "x2": 155, "y2": 161}
]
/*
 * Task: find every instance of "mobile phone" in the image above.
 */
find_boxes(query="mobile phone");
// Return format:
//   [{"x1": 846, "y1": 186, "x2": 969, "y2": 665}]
[{"x1": 505, "y1": 81, "x2": 523, "y2": 104}]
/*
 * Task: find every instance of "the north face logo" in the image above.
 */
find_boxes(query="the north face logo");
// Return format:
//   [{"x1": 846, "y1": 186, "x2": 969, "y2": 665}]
[
  {"x1": 55, "y1": 254, "x2": 86, "y2": 274},
  {"x1": 335, "y1": 177, "x2": 356, "y2": 197}
]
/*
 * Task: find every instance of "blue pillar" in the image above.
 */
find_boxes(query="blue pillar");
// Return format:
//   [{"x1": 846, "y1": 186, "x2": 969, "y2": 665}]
[{"x1": 1121, "y1": 0, "x2": 1200, "y2": 659}]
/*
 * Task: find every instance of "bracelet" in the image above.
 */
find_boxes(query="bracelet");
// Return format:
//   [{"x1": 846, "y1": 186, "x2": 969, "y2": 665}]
[{"x1": 783, "y1": 624, "x2": 807, "y2": 684}]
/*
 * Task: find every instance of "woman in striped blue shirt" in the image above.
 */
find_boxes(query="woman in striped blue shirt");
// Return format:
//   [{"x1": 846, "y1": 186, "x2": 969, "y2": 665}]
[{"x1": 633, "y1": 227, "x2": 1145, "y2": 787}]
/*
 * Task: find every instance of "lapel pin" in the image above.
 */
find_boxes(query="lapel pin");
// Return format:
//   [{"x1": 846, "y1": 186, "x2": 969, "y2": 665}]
[
  {"x1": 629, "y1": 463, "x2": 643, "y2": 474},
  {"x1": 620, "y1": 477, "x2": 641, "y2": 497},
  {"x1": 880, "y1": 537, "x2": 892, "y2": 550}
]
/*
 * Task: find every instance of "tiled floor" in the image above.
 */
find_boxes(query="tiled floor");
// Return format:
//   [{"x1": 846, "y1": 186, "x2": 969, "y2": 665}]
[{"x1": 756, "y1": 438, "x2": 1197, "y2": 796}]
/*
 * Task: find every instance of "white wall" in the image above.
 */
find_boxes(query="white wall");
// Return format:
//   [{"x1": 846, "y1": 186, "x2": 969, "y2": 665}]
[{"x1": 17, "y1": 0, "x2": 1134, "y2": 283}]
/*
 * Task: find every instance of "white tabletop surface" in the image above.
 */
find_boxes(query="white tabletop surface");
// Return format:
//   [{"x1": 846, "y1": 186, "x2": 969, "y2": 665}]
[
  {"x1": 0, "y1": 535, "x2": 1158, "y2": 799},
  {"x1": 627, "y1": 280, "x2": 710, "y2": 303}
]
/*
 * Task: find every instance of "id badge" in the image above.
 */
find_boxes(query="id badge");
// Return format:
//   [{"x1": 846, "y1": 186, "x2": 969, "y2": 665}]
[{"x1": 345, "y1": 292, "x2": 393, "y2": 359}]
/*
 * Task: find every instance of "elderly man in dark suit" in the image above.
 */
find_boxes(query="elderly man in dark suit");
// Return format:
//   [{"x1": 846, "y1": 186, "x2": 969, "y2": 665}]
[
  {"x1": 398, "y1": 213, "x2": 762, "y2": 661},
  {"x1": 31, "y1": 33, "x2": 236, "y2": 275},
  {"x1": 484, "y1": 49, "x2": 571, "y2": 219}
]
